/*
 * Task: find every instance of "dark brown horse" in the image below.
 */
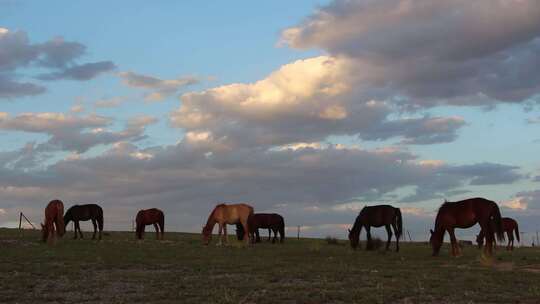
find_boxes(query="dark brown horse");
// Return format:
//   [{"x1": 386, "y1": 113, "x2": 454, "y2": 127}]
[
  {"x1": 236, "y1": 213, "x2": 285, "y2": 243},
  {"x1": 64, "y1": 204, "x2": 104, "y2": 240},
  {"x1": 348, "y1": 205, "x2": 402, "y2": 252},
  {"x1": 41, "y1": 199, "x2": 65, "y2": 243},
  {"x1": 476, "y1": 217, "x2": 520, "y2": 251},
  {"x1": 430, "y1": 197, "x2": 504, "y2": 257},
  {"x1": 136, "y1": 208, "x2": 165, "y2": 240}
]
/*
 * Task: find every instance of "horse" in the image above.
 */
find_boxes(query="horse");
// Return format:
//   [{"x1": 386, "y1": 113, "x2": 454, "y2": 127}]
[
  {"x1": 476, "y1": 217, "x2": 520, "y2": 251},
  {"x1": 348, "y1": 205, "x2": 402, "y2": 252},
  {"x1": 430, "y1": 197, "x2": 504, "y2": 257},
  {"x1": 64, "y1": 204, "x2": 104, "y2": 240},
  {"x1": 135, "y1": 208, "x2": 165, "y2": 240},
  {"x1": 202, "y1": 203, "x2": 253, "y2": 245},
  {"x1": 41, "y1": 199, "x2": 65, "y2": 243},
  {"x1": 236, "y1": 213, "x2": 285, "y2": 243}
]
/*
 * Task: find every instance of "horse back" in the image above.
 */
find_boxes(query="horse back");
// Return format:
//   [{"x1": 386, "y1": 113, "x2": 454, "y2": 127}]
[
  {"x1": 359, "y1": 205, "x2": 397, "y2": 227},
  {"x1": 217, "y1": 203, "x2": 253, "y2": 224}
]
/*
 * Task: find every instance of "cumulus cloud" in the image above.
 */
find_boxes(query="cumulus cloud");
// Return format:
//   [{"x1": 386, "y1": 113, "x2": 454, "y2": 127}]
[
  {"x1": 0, "y1": 28, "x2": 115, "y2": 99},
  {"x1": 119, "y1": 71, "x2": 199, "y2": 101},
  {"x1": 171, "y1": 56, "x2": 465, "y2": 147},
  {"x1": 281, "y1": 0, "x2": 540, "y2": 107}
]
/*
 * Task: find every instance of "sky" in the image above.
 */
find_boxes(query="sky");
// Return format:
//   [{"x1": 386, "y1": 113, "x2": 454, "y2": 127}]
[{"x1": 1, "y1": 0, "x2": 540, "y2": 243}]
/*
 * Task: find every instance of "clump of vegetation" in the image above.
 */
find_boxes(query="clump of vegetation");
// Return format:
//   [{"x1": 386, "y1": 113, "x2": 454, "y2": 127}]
[
  {"x1": 366, "y1": 237, "x2": 383, "y2": 251},
  {"x1": 325, "y1": 236, "x2": 340, "y2": 245}
]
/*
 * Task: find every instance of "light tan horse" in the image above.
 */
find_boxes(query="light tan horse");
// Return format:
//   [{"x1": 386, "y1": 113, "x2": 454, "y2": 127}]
[{"x1": 202, "y1": 203, "x2": 254, "y2": 245}]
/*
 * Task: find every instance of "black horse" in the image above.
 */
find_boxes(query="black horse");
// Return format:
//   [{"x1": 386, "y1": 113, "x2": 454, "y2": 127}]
[
  {"x1": 236, "y1": 213, "x2": 285, "y2": 243},
  {"x1": 348, "y1": 205, "x2": 402, "y2": 251},
  {"x1": 64, "y1": 204, "x2": 104, "y2": 240}
]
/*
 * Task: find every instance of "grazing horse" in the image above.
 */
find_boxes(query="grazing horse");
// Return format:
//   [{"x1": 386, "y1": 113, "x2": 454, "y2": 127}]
[
  {"x1": 476, "y1": 217, "x2": 520, "y2": 251},
  {"x1": 236, "y1": 213, "x2": 285, "y2": 243},
  {"x1": 430, "y1": 197, "x2": 504, "y2": 257},
  {"x1": 41, "y1": 199, "x2": 65, "y2": 243},
  {"x1": 64, "y1": 204, "x2": 104, "y2": 240},
  {"x1": 202, "y1": 203, "x2": 253, "y2": 245},
  {"x1": 348, "y1": 205, "x2": 402, "y2": 252},
  {"x1": 135, "y1": 208, "x2": 165, "y2": 240}
]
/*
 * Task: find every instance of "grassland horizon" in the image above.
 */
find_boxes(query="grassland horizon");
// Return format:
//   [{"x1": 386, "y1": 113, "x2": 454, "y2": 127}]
[{"x1": 1, "y1": 228, "x2": 539, "y2": 303}]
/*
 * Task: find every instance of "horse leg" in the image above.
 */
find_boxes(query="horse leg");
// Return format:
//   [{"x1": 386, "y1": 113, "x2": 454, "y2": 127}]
[
  {"x1": 159, "y1": 220, "x2": 164, "y2": 240},
  {"x1": 91, "y1": 219, "x2": 97, "y2": 240},
  {"x1": 483, "y1": 228, "x2": 494, "y2": 256},
  {"x1": 98, "y1": 218, "x2": 103, "y2": 240},
  {"x1": 254, "y1": 228, "x2": 260, "y2": 243},
  {"x1": 448, "y1": 229, "x2": 459, "y2": 257},
  {"x1": 268, "y1": 229, "x2": 271, "y2": 242},
  {"x1": 365, "y1": 226, "x2": 372, "y2": 250},
  {"x1": 217, "y1": 223, "x2": 224, "y2": 246},
  {"x1": 507, "y1": 232, "x2": 513, "y2": 251},
  {"x1": 153, "y1": 223, "x2": 160, "y2": 240},
  {"x1": 384, "y1": 224, "x2": 392, "y2": 251},
  {"x1": 240, "y1": 219, "x2": 250, "y2": 245},
  {"x1": 76, "y1": 221, "x2": 83, "y2": 239},
  {"x1": 391, "y1": 222, "x2": 400, "y2": 252},
  {"x1": 272, "y1": 228, "x2": 277, "y2": 244},
  {"x1": 223, "y1": 224, "x2": 228, "y2": 245},
  {"x1": 73, "y1": 222, "x2": 78, "y2": 239}
]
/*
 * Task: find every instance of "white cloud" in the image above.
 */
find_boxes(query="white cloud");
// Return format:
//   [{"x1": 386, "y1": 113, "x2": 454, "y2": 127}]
[
  {"x1": 172, "y1": 56, "x2": 465, "y2": 147},
  {"x1": 501, "y1": 197, "x2": 528, "y2": 210},
  {"x1": 281, "y1": 0, "x2": 540, "y2": 107}
]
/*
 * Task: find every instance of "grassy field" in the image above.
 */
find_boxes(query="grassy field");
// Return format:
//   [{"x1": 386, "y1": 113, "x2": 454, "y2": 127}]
[{"x1": 1, "y1": 228, "x2": 539, "y2": 303}]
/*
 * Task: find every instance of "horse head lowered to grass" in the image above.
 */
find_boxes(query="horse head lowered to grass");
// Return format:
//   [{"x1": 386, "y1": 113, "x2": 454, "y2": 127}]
[
  {"x1": 347, "y1": 205, "x2": 402, "y2": 252},
  {"x1": 135, "y1": 208, "x2": 165, "y2": 240},
  {"x1": 202, "y1": 203, "x2": 253, "y2": 245},
  {"x1": 64, "y1": 204, "x2": 104, "y2": 240},
  {"x1": 41, "y1": 199, "x2": 65, "y2": 243},
  {"x1": 430, "y1": 197, "x2": 504, "y2": 257}
]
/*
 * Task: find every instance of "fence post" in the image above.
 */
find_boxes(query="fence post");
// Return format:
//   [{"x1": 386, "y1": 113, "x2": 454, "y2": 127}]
[
  {"x1": 297, "y1": 225, "x2": 300, "y2": 240},
  {"x1": 19, "y1": 212, "x2": 22, "y2": 230},
  {"x1": 407, "y1": 230, "x2": 413, "y2": 242}
]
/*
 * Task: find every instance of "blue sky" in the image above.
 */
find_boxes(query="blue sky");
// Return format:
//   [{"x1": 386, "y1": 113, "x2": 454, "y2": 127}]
[{"x1": 1, "y1": 0, "x2": 540, "y2": 243}]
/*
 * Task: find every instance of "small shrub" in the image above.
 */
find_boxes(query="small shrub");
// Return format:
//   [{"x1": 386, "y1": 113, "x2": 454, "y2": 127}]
[
  {"x1": 366, "y1": 237, "x2": 383, "y2": 251},
  {"x1": 325, "y1": 236, "x2": 340, "y2": 245}
]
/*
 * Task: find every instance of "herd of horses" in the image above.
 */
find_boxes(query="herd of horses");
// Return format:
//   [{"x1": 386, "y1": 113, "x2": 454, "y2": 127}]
[{"x1": 41, "y1": 197, "x2": 521, "y2": 257}]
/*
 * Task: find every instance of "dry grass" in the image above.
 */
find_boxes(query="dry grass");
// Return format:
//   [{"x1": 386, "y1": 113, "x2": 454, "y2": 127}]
[{"x1": 1, "y1": 228, "x2": 540, "y2": 303}]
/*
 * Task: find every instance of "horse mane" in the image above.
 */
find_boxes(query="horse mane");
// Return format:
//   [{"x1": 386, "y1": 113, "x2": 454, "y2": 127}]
[{"x1": 204, "y1": 203, "x2": 226, "y2": 230}]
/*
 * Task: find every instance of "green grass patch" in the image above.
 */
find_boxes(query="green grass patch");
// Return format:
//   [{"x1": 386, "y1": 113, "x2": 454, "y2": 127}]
[{"x1": 1, "y1": 228, "x2": 539, "y2": 303}]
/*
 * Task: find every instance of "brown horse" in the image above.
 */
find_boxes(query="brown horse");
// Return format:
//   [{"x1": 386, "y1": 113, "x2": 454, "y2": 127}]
[
  {"x1": 135, "y1": 208, "x2": 164, "y2": 240},
  {"x1": 476, "y1": 217, "x2": 520, "y2": 251},
  {"x1": 64, "y1": 204, "x2": 104, "y2": 240},
  {"x1": 236, "y1": 213, "x2": 285, "y2": 243},
  {"x1": 430, "y1": 197, "x2": 504, "y2": 257},
  {"x1": 41, "y1": 199, "x2": 65, "y2": 243},
  {"x1": 348, "y1": 205, "x2": 402, "y2": 252},
  {"x1": 202, "y1": 203, "x2": 253, "y2": 245}
]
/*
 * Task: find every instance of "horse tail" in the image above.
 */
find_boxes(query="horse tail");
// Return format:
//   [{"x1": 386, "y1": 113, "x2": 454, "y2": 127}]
[
  {"x1": 514, "y1": 221, "x2": 520, "y2": 243},
  {"x1": 492, "y1": 204, "x2": 505, "y2": 242},
  {"x1": 160, "y1": 211, "x2": 165, "y2": 235},
  {"x1": 395, "y1": 208, "x2": 403, "y2": 240},
  {"x1": 279, "y1": 216, "x2": 285, "y2": 242},
  {"x1": 98, "y1": 207, "x2": 104, "y2": 231}
]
